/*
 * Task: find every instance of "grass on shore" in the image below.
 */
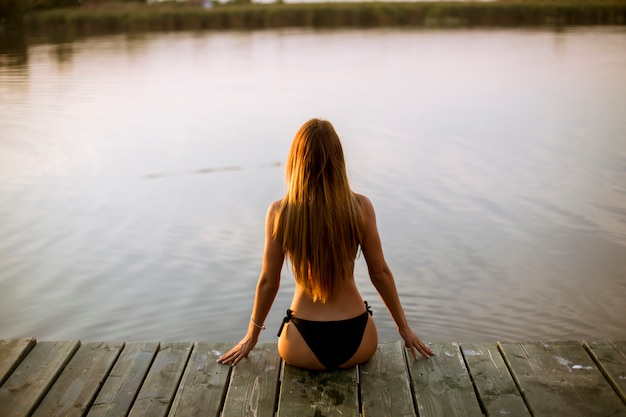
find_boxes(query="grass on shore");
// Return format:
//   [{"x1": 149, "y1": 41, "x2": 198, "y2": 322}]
[{"x1": 22, "y1": 0, "x2": 626, "y2": 36}]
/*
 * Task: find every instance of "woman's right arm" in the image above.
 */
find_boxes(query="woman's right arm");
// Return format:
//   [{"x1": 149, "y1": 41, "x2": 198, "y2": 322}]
[
  {"x1": 358, "y1": 194, "x2": 434, "y2": 359},
  {"x1": 217, "y1": 201, "x2": 284, "y2": 366}
]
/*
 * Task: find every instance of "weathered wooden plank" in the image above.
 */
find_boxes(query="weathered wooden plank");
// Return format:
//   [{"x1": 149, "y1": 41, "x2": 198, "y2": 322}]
[
  {"x1": 0, "y1": 340, "x2": 80, "y2": 417},
  {"x1": 277, "y1": 364, "x2": 359, "y2": 417},
  {"x1": 221, "y1": 342, "x2": 281, "y2": 417},
  {"x1": 168, "y1": 342, "x2": 232, "y2": 417},
  {"x1": 405, "y1": 342, "x2": 483, "y2": 417},
  {"x1": 499, "y1": 341, "x2": 626, "y2": 417},
  {"x1": 87, "y1": 342, "x2": 160, "y2": 417},
  {"x1": 360, "y1": 340, "x2": 416, "y2": 417},
  {"x1": 0, "y1": 338, "x2": 36, "y2": 386},
  {"x1": 460, "y1": 342, "x2": 531, "y2": 417},
  {"x1": 583, "y1": 340, "x2": 626, "y2": 405},
  {"x1": 127, "y1": 342, "x2": 193, "y2": 417},
  {"x1": 32, "y1": 342, "x2": 124, "y2": 417}
]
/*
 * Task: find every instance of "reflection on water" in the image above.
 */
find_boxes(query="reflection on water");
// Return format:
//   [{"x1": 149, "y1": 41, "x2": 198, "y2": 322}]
[
  {"x1": 0, "y1": 29, "x2": 28, "y2": 67},
  {"x1": 0, "y1": 27, "x2": 625, "y2": 343}
]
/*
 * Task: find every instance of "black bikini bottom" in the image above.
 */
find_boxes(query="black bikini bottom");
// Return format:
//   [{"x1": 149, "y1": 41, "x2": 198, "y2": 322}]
[{"x1": 277, "y1": 301, "x2": 373, "y2": 369}]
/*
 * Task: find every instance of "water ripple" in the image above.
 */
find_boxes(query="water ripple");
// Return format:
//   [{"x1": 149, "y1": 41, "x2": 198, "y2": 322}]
[{"x1": 1, "y1": 28, "x2": 625, "y2": 343}]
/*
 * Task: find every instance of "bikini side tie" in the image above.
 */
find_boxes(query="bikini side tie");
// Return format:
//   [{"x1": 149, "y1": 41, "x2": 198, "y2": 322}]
[{"x1": 277, "y1": 309, "x2": 294, "y2": 337}]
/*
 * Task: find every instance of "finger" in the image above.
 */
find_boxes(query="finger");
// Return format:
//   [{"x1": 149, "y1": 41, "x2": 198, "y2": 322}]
[
  {"x1": 225, "y1": 352, "x2": 242, "y2": 365},
  {"x1": 217, "y1": 354, "x2": 231, "y2": 364},
  {"x1": 417, "y1": 345, "x2": 428, "y2": 358},
  {"x1": 218, "y1": 348, "x2": 235, "y2": 361},
  {"x1": 233, "y1": 354, "x2": 244, "y2": 366},
  {"x1": 418, "y1": 344, "x2": 434, "y2": 358},
  {"x1": 233, "y1": 349, "x2": 250, "y2": 366},
  {"x1": 218, "y1": 348, "x2": 239, "y2": 364}
]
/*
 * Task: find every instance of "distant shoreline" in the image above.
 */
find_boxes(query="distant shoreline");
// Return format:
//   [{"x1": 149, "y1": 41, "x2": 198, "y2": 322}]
[{"x1": 19, "y1": 1, "x2": 626, "y2": 37}]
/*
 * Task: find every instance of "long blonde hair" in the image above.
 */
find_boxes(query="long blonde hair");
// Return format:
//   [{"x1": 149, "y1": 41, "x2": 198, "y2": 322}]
[{"x1": 273, "y1": 119, "x2": 365, "y2": 303}]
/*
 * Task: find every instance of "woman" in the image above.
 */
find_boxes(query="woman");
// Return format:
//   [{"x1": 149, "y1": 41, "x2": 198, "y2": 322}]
[{"x1": 218, "y1": 118, "x2": 434, "y2": 370}]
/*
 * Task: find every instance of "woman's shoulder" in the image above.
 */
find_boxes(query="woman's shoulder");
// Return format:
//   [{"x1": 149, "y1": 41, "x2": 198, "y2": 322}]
[
  {"x1": 267, "y1": 199, "x2": 285, "y2": 218},
  {"x1": 355, "y1": 193, "x2": 375, "y2": 212},
  {"x1": 269, "y1": 199, "x2": 283, "y2": 210}
]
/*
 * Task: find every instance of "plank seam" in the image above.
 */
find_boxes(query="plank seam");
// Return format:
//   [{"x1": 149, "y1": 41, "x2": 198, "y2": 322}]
[
  {"x1": 28, "y1": 340, "x2": 82, "y2": 417},
  {"x1": 216, "y1": 353, "x2": 234, "y2": 417},
  {"x1": 274, "y1": 361, "x2": 283, "y2": 417},
  {"x1": 458, "y1": 343, "x2": 488, "y2": 417},
  {"x1": 582, "y1": 340, "x2": 626, "y2": 406},
  {"x1": 496, "y1": 341, "x2": 535, "y2": 417},
  {"x1": 272, "y1": 360, "x2": 285, "y2": 417},
  {"x1": 170, "y1": 343, "x2": 198, "y2": 417},
  {"x1": 82, "y1": 342, "x2": 126, "y2": 416},
  {"x1": 356, "y1": 364, "x2": 363, "y2": 417},
  {"x1": 402, "y1": 344, "x2": 422, "y2": 417},
  {"x1": 0, "y1": 338, "x2": 37, "y2": 387},
  {"x1": 125, "y1": 342, "x2": 161, "y2": 416}
]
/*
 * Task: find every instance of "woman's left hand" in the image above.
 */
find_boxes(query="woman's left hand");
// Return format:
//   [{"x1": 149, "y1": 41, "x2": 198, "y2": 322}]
[{"x1": 217, "y1": 337, "x2": 257, "y2": 366}]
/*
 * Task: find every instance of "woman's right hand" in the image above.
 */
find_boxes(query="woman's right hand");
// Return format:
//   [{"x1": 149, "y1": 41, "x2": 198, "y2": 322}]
[
  {"x1": 217, "y1": 336, "x2": 258, "y2": 366},
  {"x1": 399, "y1": 327, "x2": 435, "y2": 359}
]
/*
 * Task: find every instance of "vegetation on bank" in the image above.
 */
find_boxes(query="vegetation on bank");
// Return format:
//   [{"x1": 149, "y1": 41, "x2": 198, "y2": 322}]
[{"x1": 4, "y1": 0, "x2": 626, "y2": 36}]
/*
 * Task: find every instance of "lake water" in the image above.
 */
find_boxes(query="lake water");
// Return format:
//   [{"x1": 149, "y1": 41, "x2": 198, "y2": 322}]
[{"x1": 1, "y1": 27, "x2": 625, "y2": 344}]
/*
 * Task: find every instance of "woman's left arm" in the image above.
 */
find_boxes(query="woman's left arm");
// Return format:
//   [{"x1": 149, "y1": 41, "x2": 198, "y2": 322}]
[{"x1": 217, "y1": 202, "x2": 284, "y2": 366}]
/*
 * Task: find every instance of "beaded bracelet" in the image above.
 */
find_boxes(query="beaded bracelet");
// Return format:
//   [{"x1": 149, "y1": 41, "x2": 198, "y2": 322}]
[{"x1": 251, "y1": 317, "x2": 266, "y2": 331}]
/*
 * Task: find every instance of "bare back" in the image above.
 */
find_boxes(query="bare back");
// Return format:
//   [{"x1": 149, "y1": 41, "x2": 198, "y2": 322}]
[{"x1": 277, "y1": 195, "x2": 378, "y2": 369}]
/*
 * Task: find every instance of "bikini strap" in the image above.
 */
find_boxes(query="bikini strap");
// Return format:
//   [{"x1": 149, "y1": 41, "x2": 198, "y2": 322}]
[
  {"x1": 277, "y1": 309, "x2": 294, "y2": 337},
  {"x1": 364, "y1": 301, "x2": 373, "y2": 316}
]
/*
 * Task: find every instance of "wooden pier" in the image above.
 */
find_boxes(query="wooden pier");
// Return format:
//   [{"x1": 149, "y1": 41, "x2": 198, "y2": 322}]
[{"x1": 0, "y1": 339, "x2": 624, "y2": 417}]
